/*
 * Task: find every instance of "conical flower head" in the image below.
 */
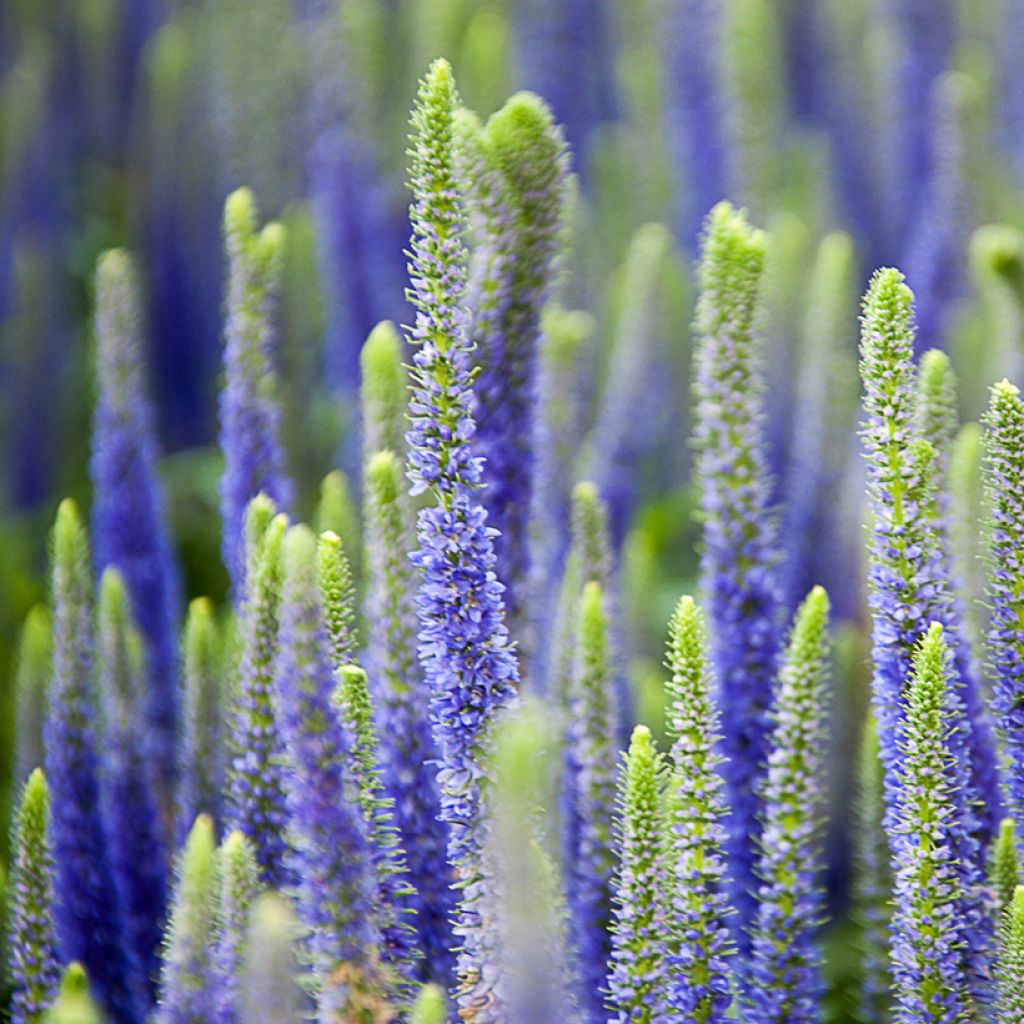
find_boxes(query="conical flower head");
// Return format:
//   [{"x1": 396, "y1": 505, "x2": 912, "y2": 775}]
[
  {"x1": 219, "y1": 187, "x2": 291, "y2": 598},
  {"x1": 15, "y1": 606, "x2": 51, "y2": 786},
  {"x1": 8, "y1": 768, "x2": 60, "y2": 1024},
  {"x1": 238, "y1": 894, "x2": 304, "y2": 1024},
  {"x1": 96, "y1": 567, "x2": 167, "y2": 1001},
  {"x1": 45, "y1": 499, "x2": 140, "y2": 1024},
  {"x1": 214, "y1": 830, "x2": 262, "y2": 1024},
  {"x1": 692, "y1": 200, "x2": 782, "y2": 944},
  {"x1": 45, "y1": 964, "x2": 101, "y2": 1024},
  {"x1": 317, "y1": 531, "x2": 358, "y2": 671},
  {"x1": 605, "y1": 725, "x2": 669, "y2": 1024},
  {"x1": 662, "y1": 595, "x2": 735, "y2": 1022},
  {"x1": 275, "y1": 524, "x2": 382, "y2": 1006},
  {"x1": 226, "y1": 504, "x2": 290, "y2": 885},
  {"x1": 990, "y1": 819, "x2": 1022, "y2": 913},
  {"x1": 890, "y1": 623, "x2": 971, "y2": 1024},
  {"x1": 360, "y1": 321, "x2": 407, "y2": 461},
  {"x1": 996, "y1": 886, "x2": 1024, "y2": 1022},
  {"x1": 90, "y1": 247, "x2": 181, "y2": 809},
  {"x1": 157, "y1": 814, "x2": 220, "y2": 1024},
  {"x1": 749, "y1": 586, "x2": 831, "y2": 1023}
]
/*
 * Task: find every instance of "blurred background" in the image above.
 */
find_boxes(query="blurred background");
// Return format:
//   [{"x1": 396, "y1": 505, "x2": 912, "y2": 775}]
[{"x1": 2, "y1": 1, "x2": 1023, "y2": 977}]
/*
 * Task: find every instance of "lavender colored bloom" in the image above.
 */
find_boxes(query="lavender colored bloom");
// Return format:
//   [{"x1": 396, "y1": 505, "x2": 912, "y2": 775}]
[
  {"x1": 916, "y1": 349, "x2": 1002, "y2": 841},
  {"x1": 274, "y1": 524, "x2": 383, "y2": 1014},
  {"x1": 90, "y1": 248, "x2": 181, "y2": 811},
  {"x1": 7, "y1": 769, "x2": 60, "y2": 1024},
  {"x1": 692, "y1": 202, "x2": 783, "y2": 945},
  {"x1": 213, "y1": 831, "x2": 262, "y2": 1024},
  {"x1": 14, "y1": 607, "x2": 51, "y2": 786},
  {"x1": 219, "y1": 188, "x2": 291, "y2": 598},
  {"x1": 748, "y1": 587, "x2": 831, "y2": 1023},
  {"x1": 45, "y1": 499, "x2": 142, "y2": 1024},
  {"x1": 889, "y1": 623, "x2": 971, "y2": 1024},
  {"x1": 463, "y1": 92, "x2": 568, "y2": 631},
  {"x1": 404, "y1": 59, "x2": 519, "y2": 1022},
  {"x1": 563, "y1": 581, "x2": 618, "y2": 1024},
  {"x1": 176, "y1": 597, "x2": 224, "y2": 839},
  {"x1": 859, "y1": 269, "x2": 993, "y2": 999},
  {"x1": 982, "y1": 380, "x2": 1024, "y2": 848},
  {"x1": 662, "y1": 596, "x2": 736, "y2": 1022},
  {"x1": 335, "y1": 664, "x2": 420, "y2": 991},
  {"x1": 662, "y1": 0, "x2": 729, "y2": 245},
  {"x1": 363, "y1": 450, "x2": 453, "y2": 983},
  {"x1": 156, "y1": 814, "x2": 220, "y2": 1024},
  {"x1": 97, "y1": 569, "x2": 168, "y2": 1005},
  {"x1": 225, "y1": 502, "x2": 290, "y2": 886},
  {"x1": 605, "y1": 725, "x2": 668, "y2": 1024}
]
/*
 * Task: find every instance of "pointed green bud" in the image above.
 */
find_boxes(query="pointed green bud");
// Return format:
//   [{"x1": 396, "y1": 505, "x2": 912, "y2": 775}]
[
  {"x1": 316, "y1": 470, "x2": 361, "y2": 587},
  {"x1": 15, "y1": 606, "x2": 52, "y2": 783},
  {"x1": 990, "y1": 819, "x2": 1021, "y2": 913},
  {"x1": 917, "y1": 349, "x2": 959, "y2": 456},
  {"x1": 409, "y1": 983, "x2": 447, "y2": 1024},
  {"x1": 243, "y1": 494, "x2": 279, "y2": 589},
  {"x1": 45, "y1": 964, "x2": 100, "y2": 1024},
  {"x1": 317, "y1": 531, "x2": 358, "y2": 671},
  {"x1": 179, "y1": 597, "x2": 224, "y2": 833},
  {"x1": 334, "y1": 665, "x2": 379, "y2": 820},
  {"x1": 158, "y1": 814, "x2": 219, "y2": 1015},
  {"x1": 996, "y1": 886, "x2": 1024, "y2": 1021},
  {"x1": 360, "y1": 321, "x2": 407, "y2": 460},
  {"x1": 216, "y1": 829, "x2": 262, "y2": 1021},
  {"x1": 9, "y1": 768, "x2": 60, "y2": 1023}
]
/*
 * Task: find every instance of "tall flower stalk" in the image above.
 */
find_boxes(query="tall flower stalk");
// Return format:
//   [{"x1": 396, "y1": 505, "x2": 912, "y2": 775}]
[
  {"x1": 157, "y1": 814, "x2": 220, "y2": 1024},
  {"x1": 7, "y1": 769, "x2": 60, "y2": 1024},
  {"x1": 605, "y1": 725, "x2": 669, "y2": 1024},
  {"x1": 464, "y1": 91, "x2": 567, "y2": 629},
  {"x1": 983, "y1": 379, "x2": 1024, "y2": 845},
  {"x1": 859, "y1": 269, "x2": 991, "y2": 996},
  {"x1": 363, "y1": 449, "x2": 452, "y2": 982},
  {"x1": 225, "y1": 501, "x2": 290, "y2": 885},
  {"x1": 889, "y1": 623, "x2": 971, "y2": 1024},
  {"x1": 692, "y1": 201, "x2": 782, "y2": 941},
  {"x1": 97, "y1": 569, "x2": 168, "y2": 1002},
  {"x1": 748, "y1": 586, "x2": 831, "y2": 1023},
  {"x1": 90, "y1": 248, "x2": 181, "y2": 813},
  {"x1": 990, "y1": 818, "x2": 1021, "y2": 913},
  {"x1": 404, "y1": 58, "x2": 519, "y2": 1020},
  {"x1": 274, "y1": 524, "x2": 382, "y2": 1014},
  {"x1": 317, "y1": 531, "x2": 358, "y2": 670},
  {"x1": 214, "y1": 830, "x2": 262, "y2": 1024},
  {"x1": 14, "y1": 607, "x2": 51, "y2": 786},
  {"x1": 45, "y1": 499, "x2": 140, "y2": 1024},
  {"x1": 563, "y1": 581, "x2": 618, "y2": 1023},
  {"x1": 996, "y1": 886, "x2": 1024, "y2": 1022},
  {"x1": 219, "y1": 188, "x2": 291, "y2": 598},
  {"x1": 662, "y1": 596, "x2": 736, "y2": 1022},
  {"x1": 177, "y1": 597, "x2": 224, "y2": 838}
]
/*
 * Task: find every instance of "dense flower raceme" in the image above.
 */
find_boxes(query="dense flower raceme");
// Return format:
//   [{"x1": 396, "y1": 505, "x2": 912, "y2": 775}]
[
  {"x1": 219, "y1": 188, "x2": 292, "y2": 598},
  {"x1": 90, "y1": 249, "x2": 181, "y2": 812},
  {"x1": 404, "y1": 58, "x2": 520, "y2": 1022},
  {"x1": 692, "y1": 200, "x2": 783, "y2": 947},
  {"x1": 859, "y1": 268, "x2": 993, "y2": 998}
]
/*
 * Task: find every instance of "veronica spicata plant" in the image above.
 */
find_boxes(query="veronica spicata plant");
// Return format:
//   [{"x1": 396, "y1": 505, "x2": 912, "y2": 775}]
[
  {"x1": 404, "y1": 58, "x2": 519, "y2": 1020},
  {"x1": 692, "y1": 200, "x2": 783, "y2": 944}
]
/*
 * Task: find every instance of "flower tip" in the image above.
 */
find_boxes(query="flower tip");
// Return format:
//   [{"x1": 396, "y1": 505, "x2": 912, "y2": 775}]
[{"x1": 224, "y1": 186, "x2": 257, "y2": 238}]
